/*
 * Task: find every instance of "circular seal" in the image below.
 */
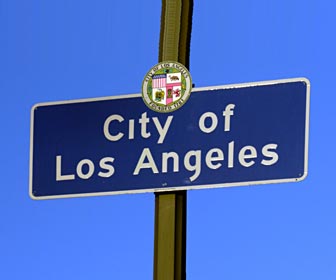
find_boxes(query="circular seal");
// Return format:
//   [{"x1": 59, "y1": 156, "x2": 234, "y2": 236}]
[{"x1": 142, "y1": 61, "x2": 192, "y2": 113}]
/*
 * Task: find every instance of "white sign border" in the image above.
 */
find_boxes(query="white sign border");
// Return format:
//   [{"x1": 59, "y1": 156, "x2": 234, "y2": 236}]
[{"x1": 29, "y1": 77, "x2": 310, "y2": 200}]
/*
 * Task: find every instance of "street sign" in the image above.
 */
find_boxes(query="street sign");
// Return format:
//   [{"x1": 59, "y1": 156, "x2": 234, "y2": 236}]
[{"x1": 29, "y1": 78, "x2": 310, "y2": 200}]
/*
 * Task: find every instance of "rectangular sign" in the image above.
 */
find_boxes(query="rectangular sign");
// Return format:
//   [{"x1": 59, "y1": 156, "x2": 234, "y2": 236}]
[{"x1": 29, "y1": 78, "x2": 310, "y2": 199}]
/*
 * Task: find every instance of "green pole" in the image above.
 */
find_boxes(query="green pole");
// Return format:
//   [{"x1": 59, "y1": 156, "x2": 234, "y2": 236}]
[
  {"x1": 158, "y1": 0, "x2": 193, "y2": 67},
  {"x1": 154, "y1": 191, "x2": 187, "y2": 280},
  {"x1": 154, "y1": 1, "x2": 193, "y2": 280}
]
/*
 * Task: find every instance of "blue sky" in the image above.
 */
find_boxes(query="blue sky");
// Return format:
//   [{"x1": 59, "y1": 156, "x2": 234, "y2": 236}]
[{"x1": 1, "y1": 0, "x2": 335, "y2": 279}]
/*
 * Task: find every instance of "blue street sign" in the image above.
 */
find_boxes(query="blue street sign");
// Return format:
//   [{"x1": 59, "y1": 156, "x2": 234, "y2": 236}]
[{"x1": 29, "y1": 78, "x2": 310, "y2": 200}]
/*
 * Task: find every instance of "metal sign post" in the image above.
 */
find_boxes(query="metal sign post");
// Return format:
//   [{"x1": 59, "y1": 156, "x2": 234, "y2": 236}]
[{"x1": 154, "y1": 1, "x2": 193, "y2": 279}]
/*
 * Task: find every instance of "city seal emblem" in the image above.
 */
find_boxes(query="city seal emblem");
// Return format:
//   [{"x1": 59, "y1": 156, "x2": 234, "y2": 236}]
[{"x1": 142, "y1": 61, "x2": 192, "y2": 113}]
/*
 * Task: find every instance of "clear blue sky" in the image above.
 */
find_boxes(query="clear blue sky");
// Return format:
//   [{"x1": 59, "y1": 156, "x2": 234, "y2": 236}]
[{"x1": 1, "y1": 0, "x2": 334, "y2": 279}]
